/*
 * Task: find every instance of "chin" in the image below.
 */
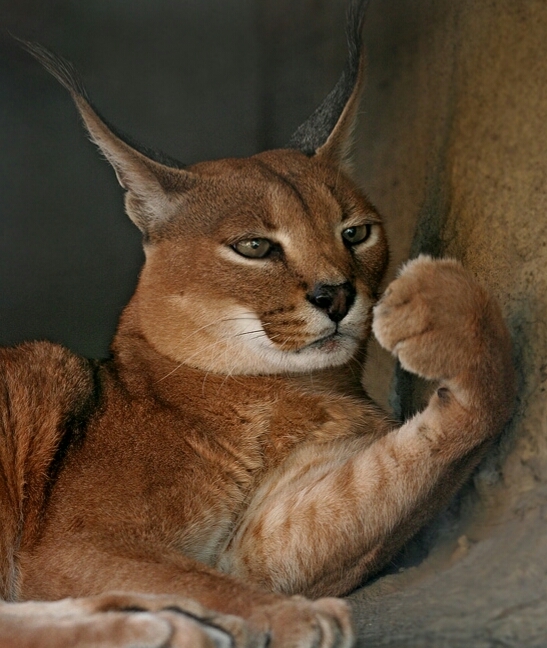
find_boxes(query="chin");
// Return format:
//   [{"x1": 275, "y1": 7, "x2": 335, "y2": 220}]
[{"x1": 251, "y1": 335, "x2": 360, "y2": 375}]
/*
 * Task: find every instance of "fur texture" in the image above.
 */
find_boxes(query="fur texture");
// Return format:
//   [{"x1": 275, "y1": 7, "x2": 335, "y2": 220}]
[{"x1": 0, "y1": 2, "x2": 515, "y2": 646}]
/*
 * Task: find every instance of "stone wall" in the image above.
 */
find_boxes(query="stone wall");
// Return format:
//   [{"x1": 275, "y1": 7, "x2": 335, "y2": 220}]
[{"x1": 354, "y1": 1, "x2": 547, "y2": 644}]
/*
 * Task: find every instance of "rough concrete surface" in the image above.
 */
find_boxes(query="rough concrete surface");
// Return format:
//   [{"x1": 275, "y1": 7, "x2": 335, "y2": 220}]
[{"x1": 354, "y1": 1, "x2": 547, "y2": 645}]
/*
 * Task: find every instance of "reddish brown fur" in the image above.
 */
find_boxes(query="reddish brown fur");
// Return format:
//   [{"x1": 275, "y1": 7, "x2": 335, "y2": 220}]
[{"x1": 0, "y1": 17, "x2": 515, "y2": 648}]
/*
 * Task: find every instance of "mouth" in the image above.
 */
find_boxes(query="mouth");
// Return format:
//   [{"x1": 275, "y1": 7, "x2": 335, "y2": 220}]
[{"x1": 303, "y1": 329, "x2": 347, "y2": 353}]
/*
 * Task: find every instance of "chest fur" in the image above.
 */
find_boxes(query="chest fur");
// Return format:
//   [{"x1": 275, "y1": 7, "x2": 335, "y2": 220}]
[{"x1": 43, "y1": 372, "x2": 383, "y2": 566}]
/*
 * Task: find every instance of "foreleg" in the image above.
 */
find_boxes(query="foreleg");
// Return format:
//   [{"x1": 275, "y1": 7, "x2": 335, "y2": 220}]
[
  {"x1": 18, "y1": 546, "x2": 353, "y2": 648},
  {"x1": 218, "y1": 257, "x2": 515, "y2": 598}
]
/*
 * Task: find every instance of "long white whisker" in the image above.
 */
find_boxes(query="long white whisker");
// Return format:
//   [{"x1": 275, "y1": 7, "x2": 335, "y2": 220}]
[
  {"x1": 157, "y1": 335, "x2": 233, "y2": 382},
  {"x1": 233, "y1": 329, "x2": 266, "y2": 337},
  {"x1": 156, "y1": 326, "x2": 272, "y2": 382},
  {"x1": 170, "y1": 312, "x2": 259, "y2": 351}
]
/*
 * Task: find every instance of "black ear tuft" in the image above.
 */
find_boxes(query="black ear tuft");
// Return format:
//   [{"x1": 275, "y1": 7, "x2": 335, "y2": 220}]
[
  {"x1": 15, "y1": 38, "x2": 89, "y2": 101},
  {"x1": 15, "y1": 38, "x2": 198, "y2": 235},
  {"x1": 16, "y1": 39, "x2": 187, "y2": 171},
  {"x1": 286, "y1": 0, "x2": 370, "y2": 162}
]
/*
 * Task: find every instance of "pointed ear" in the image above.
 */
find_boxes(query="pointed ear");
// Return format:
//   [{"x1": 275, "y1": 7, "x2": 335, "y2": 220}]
[
  {"x1": 287, "y1": 0, "x2": 369, "y2": 169},
  {"x1": 19, "y1": 41, "x2": 197, "y2": 236}
]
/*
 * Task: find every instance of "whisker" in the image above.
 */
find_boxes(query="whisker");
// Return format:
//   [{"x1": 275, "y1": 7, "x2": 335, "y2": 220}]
[
  {"x1": 222, "y1": 316, "x2": 259, "y2": 322},
  {"x1": 201, "y1": 369, "x2": 211, "y2": 395},
  {"x1": 156, "y1": 315, "x2": 324, "y2": 382},
  {"x1": 247, "y1": 333, "x2": 269, "y2": 342},
  {"x1": 157, "y1": 336, "x2": 232, "y2": 382},
  {"x1": 157, "y1": 362, "x2": 186, "y2": 383},
  {"x1": 156, "y1": 326, "x2": 269, "y2": 382},
  {"x1": 233, "y1": 329, "x2": 266, "y2": 338},
  {"x1": 170, "y1": 312, "x2": 260, "y2": 352}
]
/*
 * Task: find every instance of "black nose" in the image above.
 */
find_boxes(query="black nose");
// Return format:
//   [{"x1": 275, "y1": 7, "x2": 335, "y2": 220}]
[{"x1": 306, "y1": 282, "x2": 356, "y2": 323}]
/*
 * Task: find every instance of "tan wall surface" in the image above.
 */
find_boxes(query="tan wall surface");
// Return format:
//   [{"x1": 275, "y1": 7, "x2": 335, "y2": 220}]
[{"x1": 353, "y1": 1, "x2": 547, "y2": 644}]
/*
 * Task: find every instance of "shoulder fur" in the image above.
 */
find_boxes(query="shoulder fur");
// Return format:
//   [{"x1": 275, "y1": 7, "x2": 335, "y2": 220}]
[{"x1": 0, "y1": 342, "x2": 98, "y2": 599}]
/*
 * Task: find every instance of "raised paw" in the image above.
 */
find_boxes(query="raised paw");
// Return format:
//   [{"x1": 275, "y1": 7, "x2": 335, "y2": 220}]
[
  {"x1": 249, "y1": 596, "x2": 354, "y2": 648},
  {"x1": 372, "y1": 255, "x2": 511, "y2": 385}
]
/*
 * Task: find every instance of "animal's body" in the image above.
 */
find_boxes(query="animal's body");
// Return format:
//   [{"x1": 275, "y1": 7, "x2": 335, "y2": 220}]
[{"x1": 0, "y1": 3, "x2": 515, "y2": 647}]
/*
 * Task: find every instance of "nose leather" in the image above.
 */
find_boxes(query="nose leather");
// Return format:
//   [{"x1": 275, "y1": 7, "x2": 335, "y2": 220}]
[{"x1": 306, "y1": 282, "x2": 356, "y2": 323}]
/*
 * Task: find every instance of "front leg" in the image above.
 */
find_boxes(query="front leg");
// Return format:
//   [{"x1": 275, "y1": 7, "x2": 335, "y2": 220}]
[
  {"x1": 218, "y1": 256, "x2": 515, "y2": 597},
  {"x1": 0, "y1": 593, "x2": 238, "y2": 648},
  {"x1": 19, "y1": 545, "x2": 353, "y2": 648}
]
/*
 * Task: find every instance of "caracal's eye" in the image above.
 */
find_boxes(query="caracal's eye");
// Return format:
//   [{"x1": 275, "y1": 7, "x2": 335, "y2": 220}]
[
  {"x1": 342, "y1": 224, "x2": 372, "y2": 247},
  {"x1": 233, "y1": 238, "x2": 273, "y2": 259}
]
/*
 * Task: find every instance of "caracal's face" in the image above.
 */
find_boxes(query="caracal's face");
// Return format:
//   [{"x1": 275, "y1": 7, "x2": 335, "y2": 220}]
[
  {"x1": 24, "y1": 3, "x2": 374, "y2": 376},
  {"x1": 136, "y1": 149, "x2": 388, "y2": 375}
]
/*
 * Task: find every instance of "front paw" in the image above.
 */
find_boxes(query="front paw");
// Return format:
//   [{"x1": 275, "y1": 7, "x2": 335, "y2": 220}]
[
  {"x1": 0, "y1": 594, "x2": 237, "y2": 648},
  {"x1": 372, "y1": 255, "x2": 506, "y2": 382},
  {"x1": 250, "y1": 597, "x2": 354, "y2": 648}
]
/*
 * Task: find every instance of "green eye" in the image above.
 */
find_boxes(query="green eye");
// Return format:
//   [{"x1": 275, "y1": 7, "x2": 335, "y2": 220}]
[
  {"x1": 342, "y1": 224, "x2": 372, "y2": 246},
  {"x1": 233, "y1": 238, "x2": 273, "y2": 259}
]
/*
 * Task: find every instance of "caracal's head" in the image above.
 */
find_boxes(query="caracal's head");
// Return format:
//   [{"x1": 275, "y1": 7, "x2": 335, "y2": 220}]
[{"x1": 24, "y1": 0, "x2": 388, "y2": 375}]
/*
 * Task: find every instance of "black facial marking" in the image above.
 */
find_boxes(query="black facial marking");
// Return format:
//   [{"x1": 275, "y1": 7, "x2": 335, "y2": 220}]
[
  {"x1": 254, "y1": 159, "x2": 311, "y2": 216},
  {"x1": 263, "y1": 305, "x2": 297, "y2": 317}
]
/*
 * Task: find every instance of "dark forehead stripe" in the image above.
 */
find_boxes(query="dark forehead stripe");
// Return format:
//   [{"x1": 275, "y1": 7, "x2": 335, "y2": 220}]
[
  {"x1": 323, "y1": 182, "x2": 354, "y2": 221},
  {"x1": 324, "y1": 180, "x2": 380, "y2": 223},
  {"x1": 253, "y1": 159, "x2": 312, "y2": 216}
]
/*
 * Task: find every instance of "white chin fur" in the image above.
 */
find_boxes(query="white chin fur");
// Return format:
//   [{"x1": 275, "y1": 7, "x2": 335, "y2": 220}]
[
  {"x1": 242, "y1": 331, "x2": 359, "y2": 374},
  {"x1": 218, "y1": 301, "x2": 368, "y2": 375}
]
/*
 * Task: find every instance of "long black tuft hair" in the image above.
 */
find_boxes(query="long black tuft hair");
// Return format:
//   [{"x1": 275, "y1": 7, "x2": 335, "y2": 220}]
[
  {"x1": 287, "y1": 0, "x2": 370, "y2": 156},
  {"x1": 16, "y1": 38, "x2": 187, "y2": 170}
]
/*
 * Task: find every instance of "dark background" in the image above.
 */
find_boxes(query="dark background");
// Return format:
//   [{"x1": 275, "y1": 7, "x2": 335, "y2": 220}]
[{"x1": 0, "y1": 0, "x2": 348, "y2": 358}]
